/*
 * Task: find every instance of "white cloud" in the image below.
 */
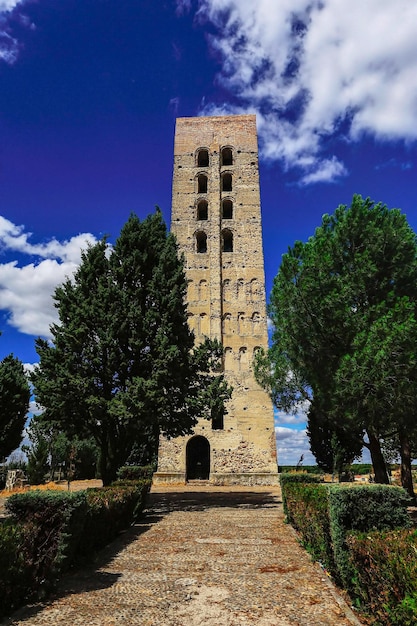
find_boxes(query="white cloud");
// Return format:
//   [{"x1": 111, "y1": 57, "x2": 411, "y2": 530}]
[
  {"x1": 275, "y1": 426, "x2": 316, "y2": 465},
  {"x1": 0, "y1": 0, "x2": 32, "y2": 64},
  {"x1": 0, "y1": 216, "x2": 97, "y2": 337},
  {"x1": 190, "y1": 0, "x2": 417, "y2": 183}
]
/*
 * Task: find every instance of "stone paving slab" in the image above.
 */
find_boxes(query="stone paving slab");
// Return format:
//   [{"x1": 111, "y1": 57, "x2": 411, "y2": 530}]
[{"x1": 2, "y1": 485, "x2": 363, "y2": 626}]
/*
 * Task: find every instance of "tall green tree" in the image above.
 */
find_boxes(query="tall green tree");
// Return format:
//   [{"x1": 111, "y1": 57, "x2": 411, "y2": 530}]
[
  {"x1": 32, "y1": 210, "x2": 230, "y2": 485},
  {"x1": 0, "y1": 352, "x2": 30, "y2": 461},
  {"x1": 256, "y1": 195, "x2": 417, "y2": 489}
]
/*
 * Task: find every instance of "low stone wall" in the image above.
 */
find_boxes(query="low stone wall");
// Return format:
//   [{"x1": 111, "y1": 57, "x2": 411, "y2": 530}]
[{"x1": 153, "y1": 472, "x2": 279, "y2": 486}]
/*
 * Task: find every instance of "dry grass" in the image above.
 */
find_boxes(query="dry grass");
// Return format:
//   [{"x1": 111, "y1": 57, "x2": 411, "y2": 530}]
[{"x1": 0, "y1": 481, "x2": 66, "y2": 497}]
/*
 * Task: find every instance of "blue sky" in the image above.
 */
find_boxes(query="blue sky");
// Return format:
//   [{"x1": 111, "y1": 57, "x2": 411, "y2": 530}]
[{"x1": 1, "y1": 0, "x2": 417, "y2": 465}]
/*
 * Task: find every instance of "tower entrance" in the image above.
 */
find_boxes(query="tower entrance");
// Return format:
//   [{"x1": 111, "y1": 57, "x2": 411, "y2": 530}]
[{"x1": 186, "y1": 436, "x2": 210, "y2": 480}]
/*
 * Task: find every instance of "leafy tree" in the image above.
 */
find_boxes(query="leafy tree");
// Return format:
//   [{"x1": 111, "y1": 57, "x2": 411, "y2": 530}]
[
  {"x1": 0, "y1": 352, "x2": 30, "y2": 462},
  {"x1": 22, "y1": 418, "x2": 49, "y2": 485},
  {"x1": 257, "y1": 195, "x2": 417, "y2": 490},
  {"x1": 32, "y1": 210, "x2": 231, "y2": 485}
]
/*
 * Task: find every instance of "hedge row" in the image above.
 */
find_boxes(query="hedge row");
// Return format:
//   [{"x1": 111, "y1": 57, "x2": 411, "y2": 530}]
[
  {"x1": 280, "y1": 474, "x2": 413, "y2": 625},
  {"x1": 0, "y1": 479, "x2": 151, "y2": 620}
]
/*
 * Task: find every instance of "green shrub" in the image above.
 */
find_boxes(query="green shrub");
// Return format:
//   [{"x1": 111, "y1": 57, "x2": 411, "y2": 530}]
[
  {"x1": 6, "y1": 490, "x2": 88, "y2": 583},
  {"x1": 0, "y1": 520, "x2": 28, "y2": 619},
  {"x1": 328, "y1": 485, "x2": 411, "y2": 590},
  {"x1": 282, "y1": 481, "x2": 411, "y2": 588},
  {"x1": 78, "y1": 479, "x2": 151, "y2": 557},
  {"x1": 346, "y1": 529, "x2": 417, "y2": 625},
  {"x1": 279, "y1": 472, "x2": 321, "y2": 516},
  {"x1": 1, "y1": 480, "x2": 151, "y2": 618},
  {"x1": 117, "y1": 465, "x2": 154, "y2": 481}
]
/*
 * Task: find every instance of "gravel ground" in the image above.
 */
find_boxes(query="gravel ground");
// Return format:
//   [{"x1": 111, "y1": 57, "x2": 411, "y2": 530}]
[{"x1": 2, "y1": 484, "x2": 363, "y2": 626}]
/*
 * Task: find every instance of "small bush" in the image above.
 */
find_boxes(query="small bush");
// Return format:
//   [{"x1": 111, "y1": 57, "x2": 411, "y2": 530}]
[
  {"x1": 117, "y1": 465, "x2": 154, "y2": 481},
  {"x1": 346, "y1": 528, "x2": 417, "y2": 625},
  {"x1": 279, "y1": 472, "x2": 321, "y2": 516},
  {"x1": 0, "y1": 520, "x2": 28, "y2": 618},
  {"x1": 1, "y1": 478, "x2": 151, "y2": 619},
  {"x1": 282, "y1": 481, "x2": 411, "y2": 588}
]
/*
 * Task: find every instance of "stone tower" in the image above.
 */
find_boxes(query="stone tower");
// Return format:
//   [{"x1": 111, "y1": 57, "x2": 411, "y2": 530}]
[{"x1": 154, "y1": 115, "x2": 278, "y2": 485}]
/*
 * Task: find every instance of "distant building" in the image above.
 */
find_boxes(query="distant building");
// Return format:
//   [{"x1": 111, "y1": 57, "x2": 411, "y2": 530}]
[{"x1": 154, "y1": 115, "x2": 278, "y2": 485}]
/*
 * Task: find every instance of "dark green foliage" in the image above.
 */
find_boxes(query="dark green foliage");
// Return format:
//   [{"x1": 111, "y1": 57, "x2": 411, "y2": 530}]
[
  {"x1": 328, "y1": 485, "x2": 411, "y2": 589},
  {"x1": 346, "y1": 529, "x2": 417, "y2": 625},
  {"x1": 282, "y1": 482, "x2": 410, "y2": 587},
  {"x1": 0, "y1": 354, "x2": 30, "y2": 461},
  {"x1": 117, "y1": 465, "x2": 155, "y2": 481},
  {"x1": 79, "y1": 481, "x2": 150, "y2": 555},
  {"x1": 279, "y1": 472, "x2": 321, "y2": 516},
  {"x1": 32, "y1": 211, "x2": 231, "y2": 485},
  {"x1": 0, "y1": 520, "x2": 27, "y2": 617},
  {"x1": 280, "y1": 479, "x2": 332, "y2": 568},
  {"x1": 0, "y1": 480, "x2": 150, "y2": 619},
  {"x1": 259, "y1": 195, "x2": 417, "y2": 489}
]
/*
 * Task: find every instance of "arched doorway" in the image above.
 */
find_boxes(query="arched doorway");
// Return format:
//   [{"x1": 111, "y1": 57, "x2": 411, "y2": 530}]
[{"x1": 186, "y1": 436, "x2": 210, "y2": 480}]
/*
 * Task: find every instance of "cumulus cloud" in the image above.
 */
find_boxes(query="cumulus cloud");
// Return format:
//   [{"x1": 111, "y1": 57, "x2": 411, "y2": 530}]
[
  {"x1": 275, "y1": 426, "x2": 316, "y2": 465},
  {"x1": 0, "y1": 216, "x2": 97, "y2": 337},
  {"x1": 0, "y1": 0, "x2": 32, "y2": 64},
  {"x1": 182, "y1": 0, "x2": 417, "y2": 184}
]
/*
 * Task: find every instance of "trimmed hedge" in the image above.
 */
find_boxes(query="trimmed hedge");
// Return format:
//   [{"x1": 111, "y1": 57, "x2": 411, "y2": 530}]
[
  {"x1": 117, "y1": 465, "x2": 155, "y2": 481},
  {"x1": 279, "y1": 472, "x2": 321, "y2": 517},
  {"x1": 0, "y1": 478, "x2": 151, "y2": 620},
  {"x1": 346, "y1": 529, "x2": 417, "y2": 625},
  {"x1": 281, "y1": 478, "x2": 411, "y2": 588}
]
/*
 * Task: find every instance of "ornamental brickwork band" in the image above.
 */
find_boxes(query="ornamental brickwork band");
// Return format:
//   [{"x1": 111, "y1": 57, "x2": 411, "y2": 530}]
[{"x1": 154, "y1": 115, "x2": 278, "y2": 486}]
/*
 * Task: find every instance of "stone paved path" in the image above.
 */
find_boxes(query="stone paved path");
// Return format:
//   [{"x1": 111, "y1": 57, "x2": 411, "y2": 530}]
[{"x1": 3, "y1": 485, "x2": 363, "y2": 626}]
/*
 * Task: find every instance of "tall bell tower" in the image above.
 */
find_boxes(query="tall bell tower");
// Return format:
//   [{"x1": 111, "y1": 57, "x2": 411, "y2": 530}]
[{"x1": 154, "y1": 115, "x2": 278, "y2": 485}]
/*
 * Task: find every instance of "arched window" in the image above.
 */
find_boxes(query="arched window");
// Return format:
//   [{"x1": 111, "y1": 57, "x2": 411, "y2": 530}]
[
  {"x1": 222, "y1": 229, "x2": 233, "y2": 252},
  {"x1": 237, "y1": 278, "x2": 245, "y2": 300},
  {"x1": 252, "y1": 312, "x2": 261, "y2": 334},
  {"x1": 187, "y1": 279, "x2": 194, "y2": 301},
  {"x1": 221, "y1": 147, "x2": 233, "y2": 166},
  {"x1": 198, "y1": 174, "x2": 208, "y2": 194},
  {"x1": 223, "y1": 279, "x2": 231, "y2": 301},
  {"x1": 224, "y1": 347, "x2": 233, "y2": 371},
  {"x1": 196, "y1": 231, "x2": 207, "y2": 253},
  {"x1": 222, "y1": 199, "x2": 233, "y2": 219},
  {"x1": 197, "y1": 149, "x2": 209, "y2": 167},
  {"x1": 238, "y1": 347, "x2": 248, "y2": 371},
  {"x1": 222, "y1": 313, "x2": 232, "y2": 335},
  {"x1": 222, "y1": 173, "x2": 232, "y2": 192},
  {"x1": 249, "y1": 278, "x2": 259, "y2": 301},
  {"x1": 199, "y1": 279, "x2": 208, "y2": 301},
  {"x1": 199, "y1": 312, "x2": 209, "y2": 335},
  {"x1": 237, "y1": 312, "x2": 245, "y2": 335},
  {"x1": 197, "y1": 199, "x2": 208, "y2": 220}
]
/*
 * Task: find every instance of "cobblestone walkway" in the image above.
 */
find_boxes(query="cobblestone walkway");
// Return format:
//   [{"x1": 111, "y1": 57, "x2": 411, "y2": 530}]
[{"x1": 3, "y1": 485, "x2": 363, "y2": 626}]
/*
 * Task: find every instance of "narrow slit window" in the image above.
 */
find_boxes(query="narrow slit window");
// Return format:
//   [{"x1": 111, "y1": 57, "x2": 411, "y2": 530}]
[
  {"x1": 196, "y1": 231, "x2": 207, "y2": 253},
  {"x1": 222, "y1": 229, "x2": 233, "y2": 252},
  {"x1": 221, "y1": 147, "x2": 233, "y2": 166},
  {"x1": 197, "y1": 200, "x2": 208, "y2": 220},
  {"x1": 222, "y1": 173, "x2": 232, "y2": 192},
  {"x1": 197, "y1": 149, "x2": 209, "y2": 167},
  {"x1": 198, "y1": 174, "x2": 208, "y2": 194},
  {"x1": 222, "y1": 199, "x2": 233, "y2": 219}
]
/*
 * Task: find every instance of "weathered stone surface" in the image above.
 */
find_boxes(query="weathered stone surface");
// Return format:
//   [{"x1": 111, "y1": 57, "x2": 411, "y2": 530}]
[{"x1": 154, "y1": 115, "x2": 278, "y2": 485}]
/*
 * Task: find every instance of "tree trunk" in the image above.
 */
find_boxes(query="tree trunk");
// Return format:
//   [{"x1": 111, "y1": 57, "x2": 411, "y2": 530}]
[
  {"x1": 367, "y1": 431, "x2": 389, "y2": 484},
  {"x1": 399, "y1": 431, "x2": 415, "y2": 503}
]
